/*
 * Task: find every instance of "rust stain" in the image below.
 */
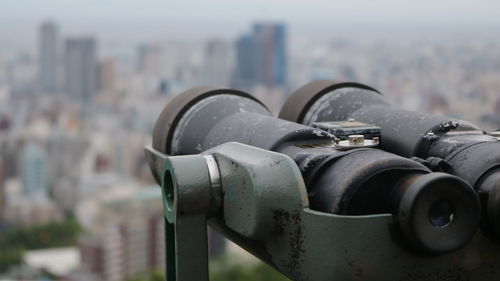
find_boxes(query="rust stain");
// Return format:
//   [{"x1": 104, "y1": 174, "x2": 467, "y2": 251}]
[
  {"x1": 272, "y1": 210, "x2": 307, "y2": 280},
  {"x1": 285, "y1": 213, "x2": 306, "y2": 280},
  {"x1": 345, "y1": 258, "x2": 376, "y2": 281},
  {"x1": 272, "y1": 209, "x2": 290, "y2": 236}
]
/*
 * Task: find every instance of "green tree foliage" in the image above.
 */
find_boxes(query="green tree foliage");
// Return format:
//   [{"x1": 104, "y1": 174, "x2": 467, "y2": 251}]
[
  {"x1": 128, "y1": 270, "x2": 165, "y2": 281},
  {"x1": 210, "y1": 255, "x2": 289, "y2": 281},
  {"x1": 0, "y1": 247, "x2": 23, "y2": 272},
  {"x1": 0, "y1": 215, "x2": 81, "y2": 250},
  {"x1": 0, "y1": 215, "x2": 82, "y2": 273},
  {"x1": 127, "y1": 255, "x2": 289, "y2": 281}
]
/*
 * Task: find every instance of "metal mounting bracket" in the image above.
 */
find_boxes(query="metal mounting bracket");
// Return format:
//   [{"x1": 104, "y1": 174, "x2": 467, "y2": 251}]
[{"x1": 146, "y1": 146, "x2": 215, "y2": 281}]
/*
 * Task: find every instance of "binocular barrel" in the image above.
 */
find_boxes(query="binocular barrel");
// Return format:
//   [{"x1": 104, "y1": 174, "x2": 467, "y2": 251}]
[
  {"x1": 152, "y1": 86, "x2": 480, "y2": 253},
  {"x1": 280, "y1": 80, "x2": 500, "y2": 237}
]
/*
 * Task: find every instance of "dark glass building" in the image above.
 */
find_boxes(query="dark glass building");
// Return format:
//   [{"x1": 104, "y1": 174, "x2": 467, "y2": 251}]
[
  {"x1": 39, "y1": 21, "x2": 59, "y2": 93},
  {"x1": 235, "y1": 22, "x2": 287, "y2": 88},
  {"x1": 64, "y1": 37, "x2": 97, "y2": 101}
]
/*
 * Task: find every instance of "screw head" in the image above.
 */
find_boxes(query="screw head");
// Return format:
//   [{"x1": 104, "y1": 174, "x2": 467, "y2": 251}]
[{"x1": 348, "y1": 135, "x2": 365, "y2": 145}]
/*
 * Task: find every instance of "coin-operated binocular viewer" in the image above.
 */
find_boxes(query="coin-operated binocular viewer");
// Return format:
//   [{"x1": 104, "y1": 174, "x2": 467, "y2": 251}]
[{"x1": 146, "y1": 87, "x2": 500, "y2": 281}]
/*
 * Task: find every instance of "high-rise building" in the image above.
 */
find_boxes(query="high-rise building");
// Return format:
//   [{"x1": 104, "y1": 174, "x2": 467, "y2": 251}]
[
  {"x1": 235, "y1": 34, "x2": 257, "y2": 88},
  {"x1": 99, "y1": 59, "x2": 115, "y2": 93},
  {"x1": 234, "y1": 22, "x2": 287, "y2": 88},
  {"x1": 65, "y1": 37, "x2": 97, "y2": 101},
  {"x1": 78, "y1": 187, "x2": 166, "y2": 280},
  {"x1": 253, "y1": 23, "x2": 287, "y2": 86},
  {"x1": 137, "y1": 44, "x2": 163, "y2": 74},
  {"x1": 38, "y1": 21, "x2": 59, "y2": 93},
  {"x1": 202, "y1": 39, "x2": 233, "y2": 87},
  {"x1": 20, "y1": 141, "x2": 47, "y2": 199}
]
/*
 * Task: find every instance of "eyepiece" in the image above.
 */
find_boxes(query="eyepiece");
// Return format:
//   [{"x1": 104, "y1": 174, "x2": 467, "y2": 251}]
[
  {"x1": 428, "y1": 199, "x2": 455, "y2": 228},
  {"x1": 396, "y1": 173, "x2": 480, "y2": 253}
]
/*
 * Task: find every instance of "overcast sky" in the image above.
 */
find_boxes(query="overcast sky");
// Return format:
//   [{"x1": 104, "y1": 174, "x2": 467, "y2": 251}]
[
  {"x1": 1, "y1": 0, "x2": 500, "y2": 52},
  {"x1": 1, "y1": 0, "x2": 500, "y2": 24}
]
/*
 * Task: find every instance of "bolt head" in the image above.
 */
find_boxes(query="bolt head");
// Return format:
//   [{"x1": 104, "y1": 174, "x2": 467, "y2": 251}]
[{"x1": 349, "y1": 135, "x2": 365, "y2": 145}]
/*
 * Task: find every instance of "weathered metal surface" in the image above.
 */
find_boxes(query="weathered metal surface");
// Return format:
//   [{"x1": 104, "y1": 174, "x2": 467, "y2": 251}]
[
  {"x1": 205, "y1": 145, "x2": 500, "y2": 281},
  {"x1": 207, "y1": 142, "x2": 499, "y2": 280},
  {"x1": 280, "y1": 81, "x2": 484, "y2": 158},
  {"x1": 296, "y1": 211, "x2": 500, "y2": 281},
  {"x1": 148, "y1": 143, "x2": 500, "y2": 281},
  {"x1": 145, "y1": 84, "x2": 500, "y2": 281},
  {"x1": 205, "y1": 142, "x2": 308, "y2": 240}
]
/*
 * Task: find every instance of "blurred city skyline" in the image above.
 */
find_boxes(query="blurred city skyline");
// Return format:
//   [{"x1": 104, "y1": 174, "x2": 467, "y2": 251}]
[{"x1": 1, "y1": 2, "x2": 500, "y2": 280}]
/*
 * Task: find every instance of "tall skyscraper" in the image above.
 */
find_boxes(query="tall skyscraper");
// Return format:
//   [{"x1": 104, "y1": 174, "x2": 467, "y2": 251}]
[
  {"x1": 253, "y1": 23, "x2": 287, "y2": 86},
  {"x1": 20, "y1": 142, "x2": 47, "y2": 199},
  {"x1": 65, "y1": 37, "x2": 97, "y2": 101},
  {"x1": 38, "y1": 21, "x2": 59, "y2": 93},
  {"x1": 202, "y1": 39, "x2": 233, "y2": 87},
  {"x1": 235, "y1": 34, "x2": 257, "y2": 87},
  {"x1": 234, "y1": 22, "x2": 287, "y2": 88}
]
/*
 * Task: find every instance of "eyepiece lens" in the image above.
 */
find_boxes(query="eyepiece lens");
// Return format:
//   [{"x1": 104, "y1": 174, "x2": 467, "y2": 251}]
[{"x1": 429, "y1": 199, "x2": 455, "y2": 228}]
